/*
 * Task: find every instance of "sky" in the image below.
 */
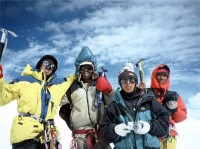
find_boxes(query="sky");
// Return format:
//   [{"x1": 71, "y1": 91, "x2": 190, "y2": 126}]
[{"x1": 0, "y1": 0, "x2": 200, "y2": 148}]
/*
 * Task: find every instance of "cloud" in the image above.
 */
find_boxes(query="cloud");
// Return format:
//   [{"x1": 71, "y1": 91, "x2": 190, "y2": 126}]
[{"x1": 187, "y1": 92, "x2": 200, "y2": 109}]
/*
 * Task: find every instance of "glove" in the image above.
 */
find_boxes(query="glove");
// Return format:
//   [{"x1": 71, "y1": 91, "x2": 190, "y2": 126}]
[
  {"x1": 166, "y1": 100, "x2": 178, "y2": 113},
  {"x1": 0, "y1": 65, "x2": 3, "y2": 78},
  {"x1": 133, "y1": 120, "x2": 150, "y2": 135},
  {"x1": 138, "y1": 82, "x2": 146, "y2": 89},
  {"x1": 96, "y1": 76, "x2": 112, "y2": 94},
  {"x1": 114, "y1": 123, "x2": 132, "y2": 137}
]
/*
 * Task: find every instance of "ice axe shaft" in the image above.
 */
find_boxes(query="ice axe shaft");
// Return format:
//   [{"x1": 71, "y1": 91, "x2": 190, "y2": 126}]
[
  {"x1": 135, "y1": 59, "x2": 146, "y2": 83},
  {"x1": 0, "y1": 28, "x2": 17, "y2": 61}
]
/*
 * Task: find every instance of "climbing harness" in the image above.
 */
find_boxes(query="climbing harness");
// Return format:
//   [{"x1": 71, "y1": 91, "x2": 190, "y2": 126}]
[{"x1": 18, "y1": 113, "x2": 62, "y2": 149}]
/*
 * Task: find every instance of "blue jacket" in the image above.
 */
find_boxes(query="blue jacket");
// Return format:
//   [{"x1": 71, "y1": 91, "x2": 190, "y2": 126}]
[{"x1": 100, "y1": 88, "x2": 169, "y2": 149}]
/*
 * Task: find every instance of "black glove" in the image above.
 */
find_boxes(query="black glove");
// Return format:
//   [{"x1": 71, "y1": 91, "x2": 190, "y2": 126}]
[{"x1": 164, "y1": 91, "x2": 178, "y2": 114}]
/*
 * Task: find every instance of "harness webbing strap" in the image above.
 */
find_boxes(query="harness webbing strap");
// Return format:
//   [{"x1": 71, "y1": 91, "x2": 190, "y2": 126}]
[{"x1": 18, "y1": 113, "x2": 47, "y2": 124}]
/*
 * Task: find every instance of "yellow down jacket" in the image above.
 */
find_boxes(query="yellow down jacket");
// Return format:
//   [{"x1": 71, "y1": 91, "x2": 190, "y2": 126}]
[{"x1": 0, "y1": 64, "x2": 75, "y2": 144}]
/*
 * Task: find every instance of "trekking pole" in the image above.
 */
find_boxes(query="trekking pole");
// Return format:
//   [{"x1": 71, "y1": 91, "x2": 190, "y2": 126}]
[{"x1": 0, "y1": 28, "x2": 17, "y2": 62}]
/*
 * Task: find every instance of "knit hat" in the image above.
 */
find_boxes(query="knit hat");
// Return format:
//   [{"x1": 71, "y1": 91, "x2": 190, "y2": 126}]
[
  {"x1": 35, "y1": 55, "x2": 58, "y2": 73},
  {"x1": 118, "y1": 62, "x2": 138, "y2": 84}
]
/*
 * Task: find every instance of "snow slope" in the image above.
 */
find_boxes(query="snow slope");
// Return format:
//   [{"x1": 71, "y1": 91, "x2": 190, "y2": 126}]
[{"x1": 0, "y1": 103, "x2": 199, "y2": 149}]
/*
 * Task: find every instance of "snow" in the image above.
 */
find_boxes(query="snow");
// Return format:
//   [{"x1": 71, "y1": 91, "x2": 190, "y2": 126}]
[{"x1": 0, "y1": 102, "x2": 199, "y2": 149}]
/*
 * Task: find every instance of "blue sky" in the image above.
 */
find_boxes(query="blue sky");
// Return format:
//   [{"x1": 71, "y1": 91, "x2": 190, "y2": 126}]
[{"x1": 0, "y1": 0, "x2": 200, "y2": 148}]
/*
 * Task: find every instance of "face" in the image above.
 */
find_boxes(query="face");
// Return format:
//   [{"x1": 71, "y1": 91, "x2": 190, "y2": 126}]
[
  {"x1": 156, "y1": 72, "x2": 169, "y2": 84},
  {"x1": 40, "y1": 59, "x2": 56, "y2": 77},
  {"x1": 120, "y1": 77, "x2": 136, "y2": 93},
  {"x1": 79, "y1": 64, "x2": 94, "y2": 83}
]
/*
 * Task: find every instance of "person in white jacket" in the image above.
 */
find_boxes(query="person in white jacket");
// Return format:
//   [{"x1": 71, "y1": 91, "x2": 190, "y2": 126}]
[{"x1": 59, "y1": 47, "x2": 114, "y2": 149}]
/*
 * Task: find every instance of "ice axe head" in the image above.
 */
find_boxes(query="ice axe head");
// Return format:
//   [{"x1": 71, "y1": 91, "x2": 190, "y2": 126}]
[
  {"x1": 99, "y1": 67, "x2": 108, "y2": 77},
  {"x1": 135, "y1": 58, "x2": 146, "y2": 83},
  {"x1": 0, "y1": 28, "x2": 17, "y2": 61}
]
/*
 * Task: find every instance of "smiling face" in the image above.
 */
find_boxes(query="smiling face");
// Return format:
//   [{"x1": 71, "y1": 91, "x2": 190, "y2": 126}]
[
  {"x1": 156, "y1": 72, "x2": 169, "y2": 84},
  {"x1": 79, "y1": 64, "x2": 94, "y2": 83},
  {"x1": 40, "y1": 58, "x2": 55, "y2": 78},
  {"x1": 120, "y1": 77, "x2": 136, "y2": 93}
]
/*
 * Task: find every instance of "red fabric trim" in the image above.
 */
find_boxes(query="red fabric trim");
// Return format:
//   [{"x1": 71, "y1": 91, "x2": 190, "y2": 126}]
[{"x1": 74, "y1": 129, "x2": 94, "y2": 134}]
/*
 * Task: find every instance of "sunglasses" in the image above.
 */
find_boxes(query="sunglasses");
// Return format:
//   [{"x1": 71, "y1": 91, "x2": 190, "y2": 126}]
[
  {"x1": 120, "y1": 77, "x2": 136, "y2": 85},
  {"x1": 156, "y1": 73, "x2": 169, "y2": 78},
  {"x1": 79, "y1": 65, "x2": 93, "y2": 71},
  {"x1": 42, "y1": 61, "x2": 56, "y2": 70}
]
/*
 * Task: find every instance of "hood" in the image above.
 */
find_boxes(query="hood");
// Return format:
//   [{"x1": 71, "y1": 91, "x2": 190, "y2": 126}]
[
  {"x1": 35, "y1": 55, "x2": 58, "y2": 74},
  {"x1": 75, "y1": 46, "x2": 97, "y2": 75},
  {"x1": 112, "y1": 88, "x2": 128, "y2": 110},
  {"x1": 150, "y1": 64, "x2": 170, "y2": 91}
]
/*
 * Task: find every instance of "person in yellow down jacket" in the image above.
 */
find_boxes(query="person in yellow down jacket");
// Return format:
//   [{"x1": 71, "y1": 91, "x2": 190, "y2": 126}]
[{"x1": 0, "y1": 55, "x2": 75, "y2": 149}]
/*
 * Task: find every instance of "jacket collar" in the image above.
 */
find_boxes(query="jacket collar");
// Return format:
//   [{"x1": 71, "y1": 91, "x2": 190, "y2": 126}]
[{"x1": 21, "y1": 64, "x2": 56, "y2": 83}]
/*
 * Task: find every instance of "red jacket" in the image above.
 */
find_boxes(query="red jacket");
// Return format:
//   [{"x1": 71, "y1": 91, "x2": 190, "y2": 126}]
[{"x1": 150, "y1": 64, "x2": 187, "y2": 126}]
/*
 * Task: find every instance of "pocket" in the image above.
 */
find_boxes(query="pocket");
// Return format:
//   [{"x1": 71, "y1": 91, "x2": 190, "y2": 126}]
[{"x1": 10, "y1": 116, "x2": 43, "y2": 144}]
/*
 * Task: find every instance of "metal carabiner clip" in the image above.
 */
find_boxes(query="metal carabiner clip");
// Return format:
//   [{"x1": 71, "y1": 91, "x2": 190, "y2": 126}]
[{"x1": 71, "y1": 139, "x2": 78, "y2": 149}]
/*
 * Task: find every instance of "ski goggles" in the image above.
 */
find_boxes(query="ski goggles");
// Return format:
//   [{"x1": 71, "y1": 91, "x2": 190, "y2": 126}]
[
  {"x1": 79, "y1": 65, "x2": 93, "y2": 72},
  {"x1": 120, "y1": 77, "x2": 136, "y2": 85},
  {"x1": 42, "y1": 61, "x2": 56, "y2": 70}
]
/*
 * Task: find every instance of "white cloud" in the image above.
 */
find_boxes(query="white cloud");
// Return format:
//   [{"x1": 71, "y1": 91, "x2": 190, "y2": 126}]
[{"x1": 187, "y1": 92, "x2": 200, "y2": 109}]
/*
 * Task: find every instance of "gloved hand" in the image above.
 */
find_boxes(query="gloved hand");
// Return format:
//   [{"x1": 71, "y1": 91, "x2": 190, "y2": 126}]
[
  {"x1": 166, "y1": 100, "x2": 178, "y2": 113},
  {"x1": 133, "y1": 120, "x2": 150, "y2": 135},
  {"x1": 96, "y1": 76, "x2": 112, "y2": 94},
  {"x1": 164, "y1": 91, "x2": 178, "y2": 114},
  {"x1": 114, "y1": 123, "x2": 132, "y2": 137},
  {"x1": 138, "y1": 82, "x2": 146, "y2": 89},
  {"x1": 0, "y1": 65, "x2": 3, "y2": 78}
]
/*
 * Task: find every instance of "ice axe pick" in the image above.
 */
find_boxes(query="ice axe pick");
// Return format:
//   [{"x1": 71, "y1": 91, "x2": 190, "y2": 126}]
[{"x1": 0, "y1": 28, "x2": 17, "y2": 61}]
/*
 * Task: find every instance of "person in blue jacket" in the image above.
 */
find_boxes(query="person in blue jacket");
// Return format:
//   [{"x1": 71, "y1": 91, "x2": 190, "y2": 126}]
[
  {"x1": 99, "y1": 62, "x2": 170, "y2": 149},
  {"x1": 0, "y1": 55, "x2": 75, "y2": 149}
]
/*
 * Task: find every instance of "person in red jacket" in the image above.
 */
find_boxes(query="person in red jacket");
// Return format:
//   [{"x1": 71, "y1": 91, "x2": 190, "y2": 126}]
[{"x1": 150, "y1": 64, "x2": 187, "y2": 149}]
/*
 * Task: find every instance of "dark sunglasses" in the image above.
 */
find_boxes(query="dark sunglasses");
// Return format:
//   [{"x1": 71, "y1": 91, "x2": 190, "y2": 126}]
[
  {"x1": 79, "y1": 65, "x2": 93, "y2": 71},
  {"x1": 156, "y1": 73, "x2": 169, "y2": 78},
  {"x1": 42, "y1": 61, "x2": 56, "y2": 70},
  {"x1": 120, "y1": 77, "x2": 136, "y2": 85}
]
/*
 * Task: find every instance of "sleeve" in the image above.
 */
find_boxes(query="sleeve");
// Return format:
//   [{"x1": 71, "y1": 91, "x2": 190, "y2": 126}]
[
  {"x1": 149, "y1": 100, "x2": 170, "y2": 137},
  {"x1": 99, "y1": 103, "x2": 119, "y2": 144},
  {"x1": 60, "y1": 93, "x2": 70, "y2": 106},
  {"x1": 103, "y1": 89, "x2": 115, "y2": 105},
  {"x1": 171, "y1": 96, "x2": 187, "y2": 123},
  {"x1": 57, "y1": 74, "x2": 75, "y2": 99},
  {"x1": 0, "y1": 77, "x2": 19, "y2": 106}
]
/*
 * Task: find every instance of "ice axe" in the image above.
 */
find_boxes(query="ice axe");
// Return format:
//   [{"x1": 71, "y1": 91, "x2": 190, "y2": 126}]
[
  {"x1": 100, "y1": 66, "x2": 108, "y2": 77},
  {"x1": 0, "y1": 28, "x2": 17, "y2": 61},
  {"x1": 94, "y1": 67, "x2": 108, "y2": 108},
  {"x1": 135, "y1": 58, "x2": 146, "y2": 83}
]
